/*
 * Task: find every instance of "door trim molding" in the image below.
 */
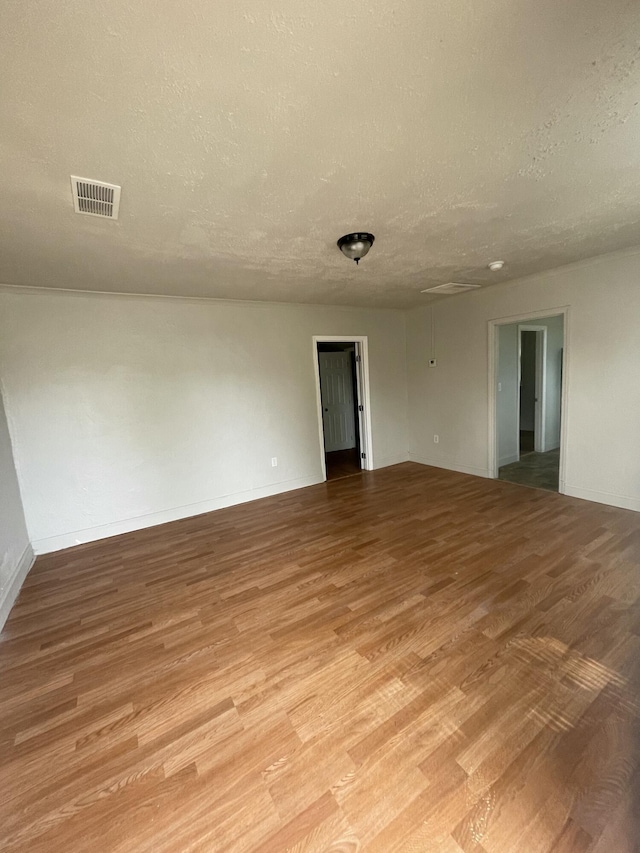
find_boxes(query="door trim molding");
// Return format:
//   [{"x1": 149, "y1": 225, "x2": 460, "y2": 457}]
[
  {"x1": 488, "y1": 307, "x2": 569, "y2": 494},
  {"x1": 313, "y1": 336, "x2": 374, "y2": 479}
]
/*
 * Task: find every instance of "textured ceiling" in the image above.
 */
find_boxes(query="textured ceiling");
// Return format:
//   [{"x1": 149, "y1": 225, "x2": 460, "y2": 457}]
[{"x1": 2, "y1": 0, "x2": 640, "y2": 308}]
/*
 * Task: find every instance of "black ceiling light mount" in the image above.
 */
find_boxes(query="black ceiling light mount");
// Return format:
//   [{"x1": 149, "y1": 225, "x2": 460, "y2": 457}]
[{"x1": 337, "y1": 232, "x2": 375, "y2": 265}]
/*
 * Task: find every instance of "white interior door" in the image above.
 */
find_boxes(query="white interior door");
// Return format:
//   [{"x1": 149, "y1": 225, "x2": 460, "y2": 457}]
[{"x1": 318, "y1": 352, "x2": 356, "y2": 452}]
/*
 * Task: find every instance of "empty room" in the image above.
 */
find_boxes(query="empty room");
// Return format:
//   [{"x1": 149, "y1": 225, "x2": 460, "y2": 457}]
[{"x1": 1, "y1": 2, "x2": 640, "y2": 852}]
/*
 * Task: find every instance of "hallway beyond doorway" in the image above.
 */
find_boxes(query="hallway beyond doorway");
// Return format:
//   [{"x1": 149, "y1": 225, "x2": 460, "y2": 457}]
[
  {"x1": 499, "y1": 448, "x2": 560, "y2": 492},
  {"x1": 492, "y1": 310, "x2": 565, "y2": 496},
  {"x1": 325, "y1": 448, "x2": 362, "y2": 481}
]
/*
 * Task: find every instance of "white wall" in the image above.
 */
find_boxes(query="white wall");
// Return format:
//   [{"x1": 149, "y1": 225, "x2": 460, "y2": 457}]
[
  {"x1": 407, "y1": 249, "x2": 640, "y2": 512},
  {"x1": 542, "y1": 315, "x2": 564, "y2": 451},
  {"x1": 0, "y1": 387, "x2": 33, "y2": 630},
  {"x1": 0, "y1": 288, "x2": 408, "y2": 552}
]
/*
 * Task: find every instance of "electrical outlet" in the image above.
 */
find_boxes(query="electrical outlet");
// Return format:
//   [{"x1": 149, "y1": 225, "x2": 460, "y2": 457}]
[
  {"x1": 271, "y1": 457, "x2": 278, "y2": 467},
  {"x1": 498, "y1": 382, "x2": 502, "y2": 392},
  {"x1": 428, "y1": 358, "x2": 437, "y2": 368},
  {"x1": 433, "y1": 435, "x2": 439, "y2": 444}
]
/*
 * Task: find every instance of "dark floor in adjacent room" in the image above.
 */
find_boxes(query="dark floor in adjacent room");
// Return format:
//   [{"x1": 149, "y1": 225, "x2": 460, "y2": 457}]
[
  {"x1": 499, "y1": 447, "x2": 560, "y2": 492},
  {"x1": 520, "y1": 429, "x2": 535, "y2": 454},
  {"x1": 1, "y1": 462, "x2": 639, "y2": 852},
  {"x1": 325, "y1": 447, "x2": 362, "y2": 481}
]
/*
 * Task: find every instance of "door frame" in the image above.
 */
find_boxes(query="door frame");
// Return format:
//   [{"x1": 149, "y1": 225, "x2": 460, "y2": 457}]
[
  {"x1": 518, "y1": 325, "x2": 547, "y2": 455},
  {"x1": 313, "y1": 335, "x2": 374, "y2": 479},
  {"x1": 488, "y1": 307, "x2": 569, "y2": 493}
]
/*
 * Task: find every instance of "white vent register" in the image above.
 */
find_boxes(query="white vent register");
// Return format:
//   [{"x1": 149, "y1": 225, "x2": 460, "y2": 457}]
[
  {"x1": 421, "y1": 282, "x2": 481, "y2": 295},
  {"x1": 70, "y1": 176, "x2": 121, "y2": 219}
]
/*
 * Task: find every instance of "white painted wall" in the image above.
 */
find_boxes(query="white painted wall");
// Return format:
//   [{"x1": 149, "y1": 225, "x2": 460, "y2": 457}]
[
  {"x1": 0, "y1": 288, "x2": 408, "y2": 552},
  {"x1": 497, "y1": 315, "x2": 564, "y2": 465},
  {"x1": 542, "y1": 315, "x2": 564, "y2": 451},
  {"x1": 0, "y1": 387, "x2": 33, "y2": 630},
  {"x1": 407, "y1": 249, "x2": 640, "y2": 512}
]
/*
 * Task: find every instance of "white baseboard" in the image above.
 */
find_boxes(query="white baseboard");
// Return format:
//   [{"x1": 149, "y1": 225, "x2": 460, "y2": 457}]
[
  {"x1": 499, "y1": 454, "x2": 519, "y2": 468},
  {"x1": 32, "y1": 474, "x2": 323, "y2": 554},
  {"x1": 0, "y1": 543, "x2": 35, "y2": 632},
  {"x1": 409, "y1": 454, "x2": 491, "y2": 479},
  {"x1": 373, "y1": 452, "x2": 411, "y2": 470},
  {"x1": 564, "y1": 485, "x2": 640, "y2": 513},
  {"x1": 407, "y1": 459, "x2": 639, "y2": 513}
]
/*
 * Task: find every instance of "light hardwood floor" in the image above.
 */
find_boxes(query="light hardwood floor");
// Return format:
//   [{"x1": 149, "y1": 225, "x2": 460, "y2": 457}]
[{"x1": 1, "y1": 463, "x2": 639, "y2": 852}]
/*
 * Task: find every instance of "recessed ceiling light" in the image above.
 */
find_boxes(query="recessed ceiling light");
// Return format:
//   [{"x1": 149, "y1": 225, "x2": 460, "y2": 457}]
[{"x1": 488, "y1": 260, "x2": 505, "y2": 272}]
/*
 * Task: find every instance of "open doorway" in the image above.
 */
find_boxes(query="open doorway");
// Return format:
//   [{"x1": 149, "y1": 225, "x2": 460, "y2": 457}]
[
  {"x1": 313, "y1": 336, "x2": 373, "y2": 481},
  {"x1": 492, "y1": 313, "x2": 565, "y2": 492},
  {"x1": 519, "y1": 325, "x2": 546, "y2": 456},
  {"x1": 317, "y1": 343, "x2": 361, "y2": 480}
]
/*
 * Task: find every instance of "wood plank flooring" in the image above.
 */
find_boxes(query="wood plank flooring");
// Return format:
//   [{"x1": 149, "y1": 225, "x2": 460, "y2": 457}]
[{"x1": 1, "y1": 462, "x2": 639, "y2": 852}]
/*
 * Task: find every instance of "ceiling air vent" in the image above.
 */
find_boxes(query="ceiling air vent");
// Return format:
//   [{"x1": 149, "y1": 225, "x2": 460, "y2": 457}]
[
  {"x1": 70, "y1": 176, "x2": 121, "y2": 219},
  {"x1": 421, "y1": 282, "x2": 482, "y2": 295}
]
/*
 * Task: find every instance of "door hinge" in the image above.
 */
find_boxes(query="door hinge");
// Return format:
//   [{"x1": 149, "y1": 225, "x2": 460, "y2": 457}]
[
  {"x1": 361, "y1": 452, "x2": 366, "y2": 459},
  {"x1": 355, "y1": 355, "x2": 362, "y2": 363},
  {"x1": 358, "y1": 404, "x2": 364, "y2": 412}
]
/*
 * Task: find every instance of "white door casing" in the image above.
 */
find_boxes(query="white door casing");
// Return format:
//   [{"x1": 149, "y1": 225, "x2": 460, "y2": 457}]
[{"x1": 318, "y1": 351, "x2": 356, "y2": 452}]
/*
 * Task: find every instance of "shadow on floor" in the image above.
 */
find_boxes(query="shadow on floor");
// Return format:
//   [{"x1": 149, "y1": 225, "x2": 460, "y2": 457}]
[{"x1": 499, "y1": 448, "x2": 560, "y2": 492}]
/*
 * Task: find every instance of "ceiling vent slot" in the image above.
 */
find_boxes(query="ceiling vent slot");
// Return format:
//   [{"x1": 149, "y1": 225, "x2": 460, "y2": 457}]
[
  {"x1": 421, "y1": 282, "x2": 482, "y2": 295},
  {"x1": 70, "y1": 176, "x2": 121, "y2": 219}
]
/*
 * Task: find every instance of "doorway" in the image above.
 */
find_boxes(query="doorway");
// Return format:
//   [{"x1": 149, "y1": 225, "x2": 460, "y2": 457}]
[
  {"x1": 490, "y1": 312, "x2": 566, "y2": 493},
  {"x1": 519, "y1": 325, "x2": 546, "y2": 456},
  {"x1": 313, "y1": 336, "x2": 373, "y2": 481}
]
